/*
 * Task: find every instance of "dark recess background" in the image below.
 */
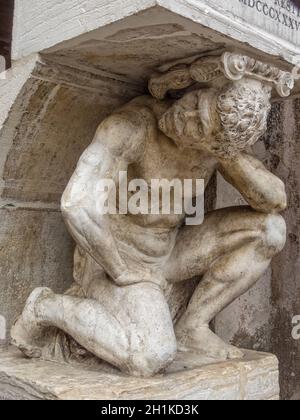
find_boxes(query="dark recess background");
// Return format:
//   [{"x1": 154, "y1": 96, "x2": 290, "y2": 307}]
[{"x1": 0, "y1": 0, "x2": 14, "y2": 69}]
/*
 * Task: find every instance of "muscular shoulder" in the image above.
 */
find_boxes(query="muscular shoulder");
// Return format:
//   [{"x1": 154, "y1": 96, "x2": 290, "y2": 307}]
[{"x1": 95, "y1": 102, "x2": 155, "y2": 163}]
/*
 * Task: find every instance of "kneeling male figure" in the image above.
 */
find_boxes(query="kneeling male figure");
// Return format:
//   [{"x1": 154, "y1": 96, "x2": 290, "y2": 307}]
[{"x1": 12, "y1": 54, "x2": 288, "y2": 377}]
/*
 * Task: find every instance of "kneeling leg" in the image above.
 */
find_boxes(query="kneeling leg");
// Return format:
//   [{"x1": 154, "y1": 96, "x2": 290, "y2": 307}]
[
  {"x1": 165, "y1": 208, "x2": 286, "y2": 359},
  {"x1": 11, "y1": 282, "x2": 177, "y2": 377}
]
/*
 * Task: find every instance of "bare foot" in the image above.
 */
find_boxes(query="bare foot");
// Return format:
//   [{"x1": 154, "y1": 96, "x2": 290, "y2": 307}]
[
  {"x1": 11, "y1": 287, "x2": 54, "y2": 358},
  {"x1": 176, "y1": 325, "x2": 244, "y2": 360}
]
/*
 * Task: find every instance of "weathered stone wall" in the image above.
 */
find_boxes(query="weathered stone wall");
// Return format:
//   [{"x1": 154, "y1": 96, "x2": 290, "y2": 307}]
[
  {"x1": 216, "y1": 98, "x2": 300, "y2": 400},
  {"x1": 0, "y1": 58, "x2": 143, "y2": 343},
  {"x1": 264, "y1": 98, "x2": 300, "y2": 400}
]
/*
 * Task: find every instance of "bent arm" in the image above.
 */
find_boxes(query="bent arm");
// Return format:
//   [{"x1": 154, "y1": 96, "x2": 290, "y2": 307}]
[
  {"x1": 61, "y1": 111, "x2": 147, "y2": 282},
  {"x1": 218, "y1": 152, "x2": 287, "y2": 213}
]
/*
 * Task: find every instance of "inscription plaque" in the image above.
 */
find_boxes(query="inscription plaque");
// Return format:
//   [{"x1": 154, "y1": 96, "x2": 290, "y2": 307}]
[{"x1": 207, "y1": 0, "x2": 300, "y2": 46}]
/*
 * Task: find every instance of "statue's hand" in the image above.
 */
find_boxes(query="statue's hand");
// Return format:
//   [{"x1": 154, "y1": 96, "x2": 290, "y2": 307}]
[{"x1": 116, "y1": 269, "x2": 168, "y2": 291}]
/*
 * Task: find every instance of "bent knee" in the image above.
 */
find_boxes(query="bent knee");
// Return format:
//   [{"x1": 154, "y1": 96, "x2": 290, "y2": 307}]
[
  {"x1": 262, "y1": 214, "x2": 286, "y2": 257},
  {"x1": 129, "y1": 335, "x2": 177, "y2": 377}
]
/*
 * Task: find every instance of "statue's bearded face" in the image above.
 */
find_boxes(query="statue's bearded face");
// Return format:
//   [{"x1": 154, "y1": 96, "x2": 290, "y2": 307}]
[
  {"x1": 159, "y1": 90, "x2": 209, "y2": 149},
  {"x1": 159, "y1": 81, "x2": 272, "y2": 157}
]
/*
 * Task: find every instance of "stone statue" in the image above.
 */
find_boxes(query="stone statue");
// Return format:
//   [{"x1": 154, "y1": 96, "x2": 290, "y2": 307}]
[{"x1": 11, "y1": 53, "x2": 293, "y2": 377}]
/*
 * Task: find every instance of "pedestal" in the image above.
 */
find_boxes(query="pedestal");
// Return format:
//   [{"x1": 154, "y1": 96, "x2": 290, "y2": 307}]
[{"x1": 0, "y1": 347, "x2": 279, "y2": 400}]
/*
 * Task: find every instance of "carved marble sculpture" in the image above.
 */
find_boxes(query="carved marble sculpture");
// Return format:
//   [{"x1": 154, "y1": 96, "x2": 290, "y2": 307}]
[{"x1": 11, "y1": 53, "x2": 293, "y2": 377}]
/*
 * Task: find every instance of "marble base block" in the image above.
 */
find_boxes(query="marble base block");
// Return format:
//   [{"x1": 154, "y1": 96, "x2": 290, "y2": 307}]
[{"x1": 0, "y1": 347, "x2": 279, "y2": 400}]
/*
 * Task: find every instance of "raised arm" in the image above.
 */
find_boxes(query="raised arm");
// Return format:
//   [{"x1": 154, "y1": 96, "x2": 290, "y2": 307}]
[
  {"x1": 61, "y1": 108, "x2": 148, "y2": 283},
  {"x1": 218, "y1": 152, "x2": 287, "y2": 214}
]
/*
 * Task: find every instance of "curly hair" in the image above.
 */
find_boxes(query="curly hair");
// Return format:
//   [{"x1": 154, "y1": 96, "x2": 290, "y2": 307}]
[{"x1": 215, "y1": 83, "x2": 272, "y2": 156}]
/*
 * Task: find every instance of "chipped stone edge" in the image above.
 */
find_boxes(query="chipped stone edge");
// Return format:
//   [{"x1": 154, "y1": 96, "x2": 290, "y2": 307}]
[{"x1": 0, "y1": 349, "x2": 280, "y2": 400}]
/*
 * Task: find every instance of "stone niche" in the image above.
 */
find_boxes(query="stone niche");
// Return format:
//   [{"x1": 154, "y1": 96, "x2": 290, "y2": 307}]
[{"x1": 0, "y1": 0, "x2": 300, "y2": 400}]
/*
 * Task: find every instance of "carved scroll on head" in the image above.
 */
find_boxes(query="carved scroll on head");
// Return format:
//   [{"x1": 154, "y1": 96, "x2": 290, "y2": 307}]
[
  {"x1": 149, "y1": 52, "x2": 296, "y2": 99},
  {"x1": 221, "y1": 53, "x2": 295, "y2": 97},
  {"x1": 148, "y1": 65, "x2": 193, "y2": 100}
]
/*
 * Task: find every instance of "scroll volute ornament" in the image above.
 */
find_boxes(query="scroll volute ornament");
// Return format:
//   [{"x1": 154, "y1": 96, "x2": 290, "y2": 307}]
[
  {"x1": 148, "y1": 65, "x2": 193, "y2": 100},
  {"x1": 149, "y1": 52, "x2": 297, "y2": 99}
]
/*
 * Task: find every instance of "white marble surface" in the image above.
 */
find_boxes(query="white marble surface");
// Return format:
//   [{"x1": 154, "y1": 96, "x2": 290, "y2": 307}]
[
  {"x1": 0, "y1": 347, "x2": 279, "y2": 400},
  {"x1": 11, "y1": 1, "x2": 300, "y2": 65}
]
